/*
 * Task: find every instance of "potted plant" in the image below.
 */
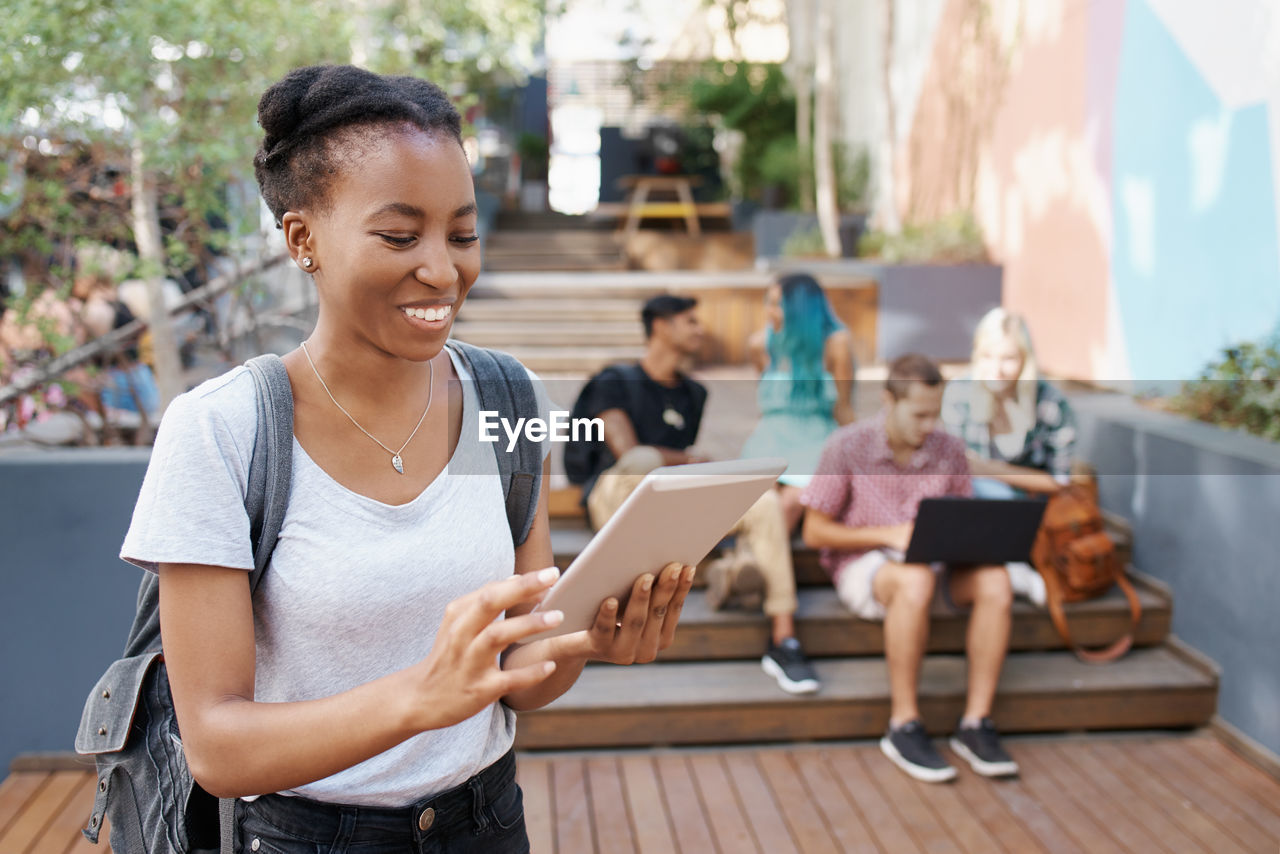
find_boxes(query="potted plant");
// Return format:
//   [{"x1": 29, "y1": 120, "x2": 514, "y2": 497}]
[
  {"x1": 515, "y1": 131, "x2": 549, "y2": 212},
  {"x1": 855, "y1": 210, "x2": 1003, "y2": 361}
]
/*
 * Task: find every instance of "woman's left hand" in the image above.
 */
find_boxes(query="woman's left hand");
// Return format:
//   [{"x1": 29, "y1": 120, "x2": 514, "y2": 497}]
[{"x1": 579, "y1": 562, "x2": 695, "y2": 664}]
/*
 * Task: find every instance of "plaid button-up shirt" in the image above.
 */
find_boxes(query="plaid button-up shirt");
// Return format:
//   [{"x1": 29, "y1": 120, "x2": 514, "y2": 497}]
[{"x1": 800, "y1": 412, "x2": 972, "y2": 579}]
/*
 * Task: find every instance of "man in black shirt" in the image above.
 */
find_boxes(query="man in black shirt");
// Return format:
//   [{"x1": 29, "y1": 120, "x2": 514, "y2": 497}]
[
  {"x1": 565, "y1": 295, "x2": 708, "y2": 506},
  {"x1": 564, "y1": 295, "x2": 820, "y2": 694}
]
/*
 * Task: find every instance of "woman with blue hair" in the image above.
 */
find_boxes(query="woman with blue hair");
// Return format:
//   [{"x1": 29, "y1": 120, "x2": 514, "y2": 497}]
[
  {"x1": 713, "y1": 273, "x2": 855, "y2": 694},
  {"x1": 742, "y1": 272, "x2": 857, "y2": 529}
]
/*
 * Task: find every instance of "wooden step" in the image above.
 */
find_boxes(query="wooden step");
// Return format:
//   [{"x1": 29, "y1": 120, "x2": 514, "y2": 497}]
[
  {"x1": 493, "y1": 212, "x2": 608, "y2": 230},
  {"x1": 484, "y1": 231, "x2": 624, "y2": 252},
  {"x1": 482, "y1": 255, "x2": 629, "y2": 273},
  {"x1": 513, "y1": 645, "x2": 1218, "y2": 750},
  {"x1": 663, "y1": 582, "x2": 1170, "y2": 660},
  {"x1": 488, "y1": 346, "x2": 645, "y2": 374},
  {"x1": 458, "y1": 298, "x2": 643, "y2": 323},
  {"x1": 548, "y1": 504, "x2": 1135, "y2": 580},
  {"x1": 450, "y1": 321, "x2": 645, "y2": 348},
  {"x1": 549, "y1": 527, "x2": 1166, "y2": 655},
  {"x1": 551, "y1": 525, "x2": 838, "y2": 585},
  {"x1": 469, "y1": 276, "x2": 690, "y2": 300}
]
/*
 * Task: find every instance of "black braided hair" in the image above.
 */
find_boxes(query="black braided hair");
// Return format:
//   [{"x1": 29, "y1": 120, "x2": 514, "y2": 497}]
[{"x1": 253, "y1": 64, "x2": 463, "y2": 225}]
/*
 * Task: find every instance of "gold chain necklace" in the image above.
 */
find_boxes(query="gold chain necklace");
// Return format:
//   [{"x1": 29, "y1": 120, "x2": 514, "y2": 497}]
[{"x1": 300, "y1": 340, "x2": 434, "y2": 475}]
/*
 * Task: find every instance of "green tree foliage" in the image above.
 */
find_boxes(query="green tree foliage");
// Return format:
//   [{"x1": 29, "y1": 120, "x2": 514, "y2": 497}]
[
  {"x1": 688, "y1": 62, "x2": 796, "y2": 204},
  {"x1": 0, "y1": 0, "x2": 350, "y2": 256},
  {"x1": 857, "y1": 211, "x2": 989, "y2": 263},
  {"x1": 1, "y1": 0, "x2": 544, "y2": 408},
  {"x1": 352, "y1": 0, "x2": 544, "y2": 102},
  {"x1": 1, "y1": 0, "x2": 352, "y2": 403},
  {"x1": 1171, "y1": 340, "x2": 1280, "y2": 442}
]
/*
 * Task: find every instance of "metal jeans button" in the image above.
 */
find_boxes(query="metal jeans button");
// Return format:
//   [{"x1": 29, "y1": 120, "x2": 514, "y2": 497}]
[
  {"x1": 251, "y1": 838, "x2": 260, "y2": 852},
  {"x1": 418, "y1": 806, "x2": 436, "y2": 831}
]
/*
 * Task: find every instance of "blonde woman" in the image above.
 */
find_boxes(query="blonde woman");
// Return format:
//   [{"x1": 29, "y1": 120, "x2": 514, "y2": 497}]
[
  {"x1": 942, "y1": 308, "x2": 1078, "y2": 604},
  {"x1": 943, "y1": 307, "x2": 1076, "y2": 495}
]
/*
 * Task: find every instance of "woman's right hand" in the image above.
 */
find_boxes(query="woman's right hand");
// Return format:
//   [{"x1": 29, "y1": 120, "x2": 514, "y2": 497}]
[{"x1": 407, "y1": 567, "x2": 566, "y2": 731}]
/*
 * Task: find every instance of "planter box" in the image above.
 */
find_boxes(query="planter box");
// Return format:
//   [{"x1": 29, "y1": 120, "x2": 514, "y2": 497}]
[
  {"x1": 751, "y1": 211, "x2": 867, "y2": 259},
  {"x1": 756, "y1": 257, "x2": 1002, "y2": 364},
  {"x1": 0, "y1": 449, "x2": 151, "y2": 772},
  {"x1": 868, "y1": 262, "x2": 1003, "y2": 362},
  {"x1": 1072, "y1": 392, "x2": 1280, "y2": 760}
]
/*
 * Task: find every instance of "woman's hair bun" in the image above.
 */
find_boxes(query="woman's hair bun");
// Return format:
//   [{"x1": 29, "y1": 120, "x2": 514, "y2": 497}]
[
  {"x1": 256, "y1": 65, "x2": 332, "y2": 155},
  {"x1": 253, "y1": 64, "x2": 462, "y2": 223}
]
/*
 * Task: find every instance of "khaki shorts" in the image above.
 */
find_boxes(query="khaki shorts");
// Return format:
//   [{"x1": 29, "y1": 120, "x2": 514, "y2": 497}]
[{"x1": 834, "y1": 550, "x2": 954, "y2": 621}]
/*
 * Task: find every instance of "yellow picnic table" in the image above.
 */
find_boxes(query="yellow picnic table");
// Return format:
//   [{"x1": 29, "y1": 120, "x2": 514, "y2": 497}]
[{"x1": 617, "y1": 174, "x2": 704, "y2": 239}]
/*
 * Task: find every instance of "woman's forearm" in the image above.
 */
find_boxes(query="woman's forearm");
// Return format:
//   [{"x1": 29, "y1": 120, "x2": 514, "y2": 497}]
[
  {"x1": 500, "y1": 636, "x2": 589, "y2": 711},
  {"x1": 803, "y1": 512, "x2": 907, "y2": 553},
  {"x1": 969, "y1": 456, "x2": 1061, "y2": 493},
  {"x1": 183, "y1": 667, "x2": 428, "y2": 798}
]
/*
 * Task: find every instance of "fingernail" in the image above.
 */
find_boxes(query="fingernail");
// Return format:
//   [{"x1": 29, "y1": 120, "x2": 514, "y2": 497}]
[
  {"x1": 642, "y1": 574, "x2": 654, "y2": 591},
  {"x1": 543, "y1": 610, "x2": 563, "y2": 626},
  {"x1": 543, "y1": 661, "x2": 556, "y2": 674},
  {"x1": 606, "y1": 598, "x2": 618, "y2": 611},
  {"x1": 538, "y1": 567, "x2": 560, "y2": 584}
]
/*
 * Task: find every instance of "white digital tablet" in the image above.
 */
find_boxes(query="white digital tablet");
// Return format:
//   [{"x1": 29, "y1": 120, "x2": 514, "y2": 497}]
[{"x1": 522, "y1": 457, "x2": 787, "y2": 642}]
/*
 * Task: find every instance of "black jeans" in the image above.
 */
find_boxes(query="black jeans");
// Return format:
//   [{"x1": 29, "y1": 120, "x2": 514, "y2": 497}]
[{"x1": 234, "y1": 750, "x2": 529, "y2": 853}]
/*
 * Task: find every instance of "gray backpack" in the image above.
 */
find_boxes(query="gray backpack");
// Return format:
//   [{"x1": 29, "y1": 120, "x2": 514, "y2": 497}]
[{"x1": 75, "y1": 341, "x2": 543, "y2": 853}]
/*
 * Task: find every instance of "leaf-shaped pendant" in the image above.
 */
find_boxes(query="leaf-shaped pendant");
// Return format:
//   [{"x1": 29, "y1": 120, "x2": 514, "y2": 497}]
[{"x1": 391, "y1": 454, "x2": 404, "y2": 474}]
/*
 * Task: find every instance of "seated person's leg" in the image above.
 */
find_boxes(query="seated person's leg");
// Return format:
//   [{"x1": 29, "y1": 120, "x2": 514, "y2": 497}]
[
  {"x1": 732, "y1": 490, "x2": 820, "y2": 694},
  {"x1": 777, "y1": 484, "x2": 805, "y2": 534},
  {"x1": 856, "y1": 557, "x2": 958, "y2": 783},
  {"x1": 733, "y1": 489, "x2": 797, "y2": 630},
  {"x1": 586, "y1": 446, "x2": 665, "y2": 529},
  {"x1": 972, "y1": 476, "x2": 1019, "y2": 499},
  {"x1": 870, "y1": 561, "x2": 937, "y2": 726},
  {"x1": 971, "y1": 478, "x2": 1044, "y2": 604},
  {"x1": 946, "y1": 564, "x2": 1019, "y2": 777},
  {"x1": 946, "y1": 564, "x2": 1013, "y2": 720}
]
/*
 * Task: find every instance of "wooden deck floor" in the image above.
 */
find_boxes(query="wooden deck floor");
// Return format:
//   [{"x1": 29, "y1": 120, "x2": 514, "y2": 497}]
[{"x1": 4, "y1": 733, "x2": 1278, "y2": 853}]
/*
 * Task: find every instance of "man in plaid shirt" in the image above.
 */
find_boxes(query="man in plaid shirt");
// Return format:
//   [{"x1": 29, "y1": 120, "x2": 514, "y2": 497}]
[{"x1": 801, "y1": 354, "x2": 1019, "y2": 783}]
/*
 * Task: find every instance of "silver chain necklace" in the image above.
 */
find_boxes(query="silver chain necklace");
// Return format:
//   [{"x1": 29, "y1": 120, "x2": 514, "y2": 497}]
[{"x1": 300, "y1": 340, "x2": 434, "y2": 475}]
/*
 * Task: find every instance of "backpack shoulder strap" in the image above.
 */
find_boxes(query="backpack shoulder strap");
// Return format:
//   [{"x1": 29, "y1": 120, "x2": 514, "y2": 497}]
[
  {"x1": 221, "y1": 354, "x2": 294, "y2": 854},
  {"x1": 445, "y1": 340, "x2": 542, "y2": 546},
  {"x1": 243, "y1": 353, "x2": 294, "y2": 589},
  {"x1": 118, "y1": 357, "x2": 294, "y2": 659}
]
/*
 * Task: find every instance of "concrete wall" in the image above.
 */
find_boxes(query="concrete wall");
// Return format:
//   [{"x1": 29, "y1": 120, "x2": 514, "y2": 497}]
[
  {"x1": 872, "y1": 262, "x2": 1002, "y2": 362},
  {"x1": 1073, "y1": 394, "x2": 1280, "y2": 758},
  {"x1": 0, "y1": 449, "x2": 150, "y2": 772}
]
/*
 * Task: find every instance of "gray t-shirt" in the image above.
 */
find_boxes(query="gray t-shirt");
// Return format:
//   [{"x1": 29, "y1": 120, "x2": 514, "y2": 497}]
[{"x1": 121, "y1": 347, "x2": 551, "y2": 806}]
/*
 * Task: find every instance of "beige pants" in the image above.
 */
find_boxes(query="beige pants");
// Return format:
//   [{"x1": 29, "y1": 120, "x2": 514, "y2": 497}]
[{"x1": 586, "y1": 446, "x2": 798, "y2": 617}]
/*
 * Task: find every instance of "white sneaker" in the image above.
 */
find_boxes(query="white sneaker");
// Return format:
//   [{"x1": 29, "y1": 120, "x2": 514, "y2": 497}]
[{"x1": 1006, "y1": 562, "x2": 1046, "y2": 608}]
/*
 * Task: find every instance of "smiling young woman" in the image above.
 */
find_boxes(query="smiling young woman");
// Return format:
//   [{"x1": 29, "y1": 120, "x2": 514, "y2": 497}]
[{"x1": 119, "y1": 65, "x2": 694, "y2": 853}]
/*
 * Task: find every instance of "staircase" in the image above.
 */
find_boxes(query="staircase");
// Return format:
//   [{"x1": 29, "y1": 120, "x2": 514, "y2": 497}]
[
  {"x1": 514, "y1": 513, "x2": 1219, "y2": 750},
  {"x1": 481, "y1": 213, "x2": 626, "y2": 273},
  {"x1": 452, "y1": 287, "x2": 654, "y2": 375}
]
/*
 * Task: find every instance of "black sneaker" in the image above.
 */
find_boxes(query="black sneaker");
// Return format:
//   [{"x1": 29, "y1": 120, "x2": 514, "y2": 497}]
[
  {"x1": 950, "y1": 718, "x2": 1019, "y2": 777},
  {"x1": 761, "y1": 637, "x2": 820, "y2": 694},
  {"x1": 880, "y1": 720, "x2": 957, "y2": 782}
]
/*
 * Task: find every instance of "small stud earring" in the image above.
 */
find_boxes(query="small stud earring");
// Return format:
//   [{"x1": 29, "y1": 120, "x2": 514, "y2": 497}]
[{"x1": 302, "y1": 257, "x2": 314, "y2": 269}]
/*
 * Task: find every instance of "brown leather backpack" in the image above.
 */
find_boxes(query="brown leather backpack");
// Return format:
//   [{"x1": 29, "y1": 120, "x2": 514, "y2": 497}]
[{"x1": 1030, "y1": 484, "x2": 1141, "y2": 663}]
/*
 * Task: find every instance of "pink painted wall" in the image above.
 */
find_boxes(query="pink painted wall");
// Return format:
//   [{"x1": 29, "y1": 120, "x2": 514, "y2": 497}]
[{"x1": 902, "y1": 0, "x2": 1127, "y2": 379}]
